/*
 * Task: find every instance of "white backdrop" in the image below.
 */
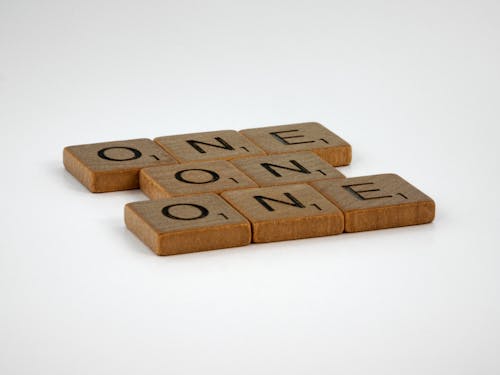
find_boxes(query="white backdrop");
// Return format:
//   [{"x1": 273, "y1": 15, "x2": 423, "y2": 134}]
[{"x1": 1, "y1": 1, "x2": 499, "y2": 374}]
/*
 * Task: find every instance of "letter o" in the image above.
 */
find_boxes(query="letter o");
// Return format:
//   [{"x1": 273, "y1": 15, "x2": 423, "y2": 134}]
[
  {"x1": 174, "y1": 168, "x2": 220, "y2": 184},
  {"x1": 161, "y1": 203, "x2": 209, "y2": 221},
  {"x1": 97, "y1": 147, "x2": 142, "y2": 161}
]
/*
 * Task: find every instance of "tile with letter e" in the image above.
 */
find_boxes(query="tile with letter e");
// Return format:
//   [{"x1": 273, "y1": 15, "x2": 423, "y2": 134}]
[
  {"x1": 240, "y1": 122, "x2": 351, "y2": 166},
  {"x1": 221, "y1": 184, "x2": 344, "y2": 243},
  {"x1": 125, "y1": 194, "x2": 251, "y2": 256},
  {"x1": 64, "y1": 139, "x2": 177, "y2": 192},
  {"x1": 140, "y1": 160, "x2": 258, "y2": 199},
  {"x1": 231, "y1": 151, "x2": 344, "y2": 187},
  {"x1": 311, "y1": 174, "x2": 435, "y2": 232},
  {"x1": 154, "y1": 130, "x2": 265, "y2": 163}
]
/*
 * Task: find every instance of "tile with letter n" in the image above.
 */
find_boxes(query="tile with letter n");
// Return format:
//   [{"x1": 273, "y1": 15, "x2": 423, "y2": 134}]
[
  {"x1": 125, "y1": 194, "x2": 251, "y2": 256},
  {"x1": 154, "y1": 130, "x2": 265, "y2": 163},
  {"x1": 240, "y1": 122, "x2": 351, "y2": 166},
  {"x1": 221, "y1": 184, "x2": 344, "y2": 243},
  {"x1": 231, "y1": 151, "x2": 344, "y2": 187},
  {"x1": 63, "y1": 138, "x2": 177, "y2": 192},
  {"x1": 311, "y1": 174, "x2": 435, "y2": 232},
  {"x1": 140, "y1": 160, "x2": 258, "y2": 199}
]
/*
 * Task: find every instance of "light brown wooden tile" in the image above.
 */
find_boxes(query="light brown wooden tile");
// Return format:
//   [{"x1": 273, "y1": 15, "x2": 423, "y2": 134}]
[
  {"x1": 240, "y1": 122, "x2": 351, "y2": 166},
  {"x1": 311, "y1": 174, "x2": 435, "y2": 232},
  {"x1": 154, "y1": 130, "x2": 265, "y2": 163},
  {"x1": 221, "y1": 184, "x2": 344, "y2": 243},
  {"x1": 231, "y1": 151, "x2": 345, "y2": 187},
  {"x1": 64, "y1": 138, "x2": 178, "y2": 192},
  {"x1": 140, "y1": 160, "x2": 258, "y2": 199},
  {"x1": 125, "y1": 194, "x2": 251, "y2": 255}
]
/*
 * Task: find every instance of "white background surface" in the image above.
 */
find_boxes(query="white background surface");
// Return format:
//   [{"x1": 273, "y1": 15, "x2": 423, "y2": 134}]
[{"x1": 1, "y1": 1, "x2": 499, "y2": 374}]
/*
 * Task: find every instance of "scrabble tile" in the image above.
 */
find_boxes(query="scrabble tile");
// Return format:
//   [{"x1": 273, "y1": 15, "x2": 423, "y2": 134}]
[
  {"x1": 125, "y1": 194, "x2": 251, "y2": 255},
  {"x1": 221, "y1": 184, "x2": 344, "y2": 243},
  {"x1": 240, "y1": 122, "x2": 351, "y2": 166},
  {"x1": 140, "y1": 160, "x2": 258, "y2": 199},
  {"x1": 231, "y1": 151, "x2": 345, "y2": 187},
  {"x1": 154, "y1": 130, "x2": 265, "y2": 163},
  {"x1": 311, "y1": 174, "x2": 435, "y2": 232},
  {"x1": 64, "y1": 139, "x2": 178, "y2": 192}
]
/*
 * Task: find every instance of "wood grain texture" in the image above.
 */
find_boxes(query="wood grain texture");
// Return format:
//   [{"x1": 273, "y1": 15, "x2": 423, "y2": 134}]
[
  {"x1": 154, "y1": 130, "x2": 265, "y2": 163},
  {"x1": 125, "y1": 194, "x2": 251, "y2": 255},
  {"x1": 140, "y1": 160, "x2": 258, "y2": 199},
  {"x1": 221, "y1": 184, "x2": 344, "y2": 243},
  {"x1": 240, "y1": 122, "x2": 351, "y2": 166},
  {"x1": 64, "y1": 139, "x2": 177, "y2": 192},
  {"x1": 231, "y1": 151, "x2": 344, "y2": 187},
  {"x1": 311, "y1": 174, "x2": 435, "y2": 232}
]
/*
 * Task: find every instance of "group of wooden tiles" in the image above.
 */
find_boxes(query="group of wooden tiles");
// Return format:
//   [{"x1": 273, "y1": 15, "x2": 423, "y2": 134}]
[{"x1": 63, "y1": 122, "x2": 435, "y2": 256}]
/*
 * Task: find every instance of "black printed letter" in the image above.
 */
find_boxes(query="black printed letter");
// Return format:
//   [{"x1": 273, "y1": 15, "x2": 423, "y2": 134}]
[
  {"x1": 253, "y1": 192, "x2": 305, "y2": 212},
  {"x1": 97, "y1": 147, "x2": 142, "y2": 161},
  {"x1": 269, "y1": 129, "x2": 315, "y2": 145},
  {"x1": 261, "y1": 160, "x2": 311, "y2": 177},
  {"x1": 174, "y1": 169, "x2": 220, "y2": 184},
  {"x1": 186, "y1": 137, "x2": 235, "y2": 154},
  {"x1": 162, "y1": 203, "x2": 209, "y2": 220},
  {"x1": 342, "y1": 182, "x2": 392, "y2": 200}
]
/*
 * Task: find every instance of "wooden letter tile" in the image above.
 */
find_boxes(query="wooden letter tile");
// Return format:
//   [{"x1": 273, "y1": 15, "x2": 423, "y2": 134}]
[
  {"x1": 311, "y1": 174, "x2": 435, "y2": 232},
  {"x1": 240, "y1": 122, "x2": 351, "y2": 166},
  {"x1": 154, "y1": 130, "x2": 265, "y2": 163},
  {"x1": 140, "y1": 160, "x2": 258, "y2": 199},
  {"x1": 64, "y1": 139, "x2": 178, "y2": 192},
  {"x1": 125, "y1": 194, "x2": 251, "y2": 255},
  {"x1": 221, "y1": 184, "x2": 344, "y2": 243},
  {"x1": 231, "y1": 151, "x2": 344, "y2": 187}
]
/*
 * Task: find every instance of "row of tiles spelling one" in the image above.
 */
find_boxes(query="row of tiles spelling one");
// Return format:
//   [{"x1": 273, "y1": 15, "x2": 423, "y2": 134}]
[
  {"x1": 125, "y1": 177, "x2": 435, "y2": 256},
  {"x1": 63, "y1": 122, "x2": 351, "y2": 192}
]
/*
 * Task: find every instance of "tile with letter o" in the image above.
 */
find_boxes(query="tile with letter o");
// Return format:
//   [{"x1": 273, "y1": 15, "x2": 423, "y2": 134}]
[
  {"x1": 140, "y1": 160, "x2": 258, "y2": 199},
  {"x1": 125, "y1": 194, "x2": 251, "y2": 255},
  {"x1": 240, "y1": 122, "x2": 351, "y2": 166},
  {"x1": 221, "y1": 184, "x2": 344, "y2": 243},
  {"x1": 154, "y1": 130, "x2": 265, "y2": 163},
  {"x1": 63, "y1": 138, "x2": 177, "y2": 192},
  {"x1": 231, "y1": 151, "x2": 344, "y2": 187},
  {"x1": 311, "y1": 174, "x2": 435, "y2": 232}
]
